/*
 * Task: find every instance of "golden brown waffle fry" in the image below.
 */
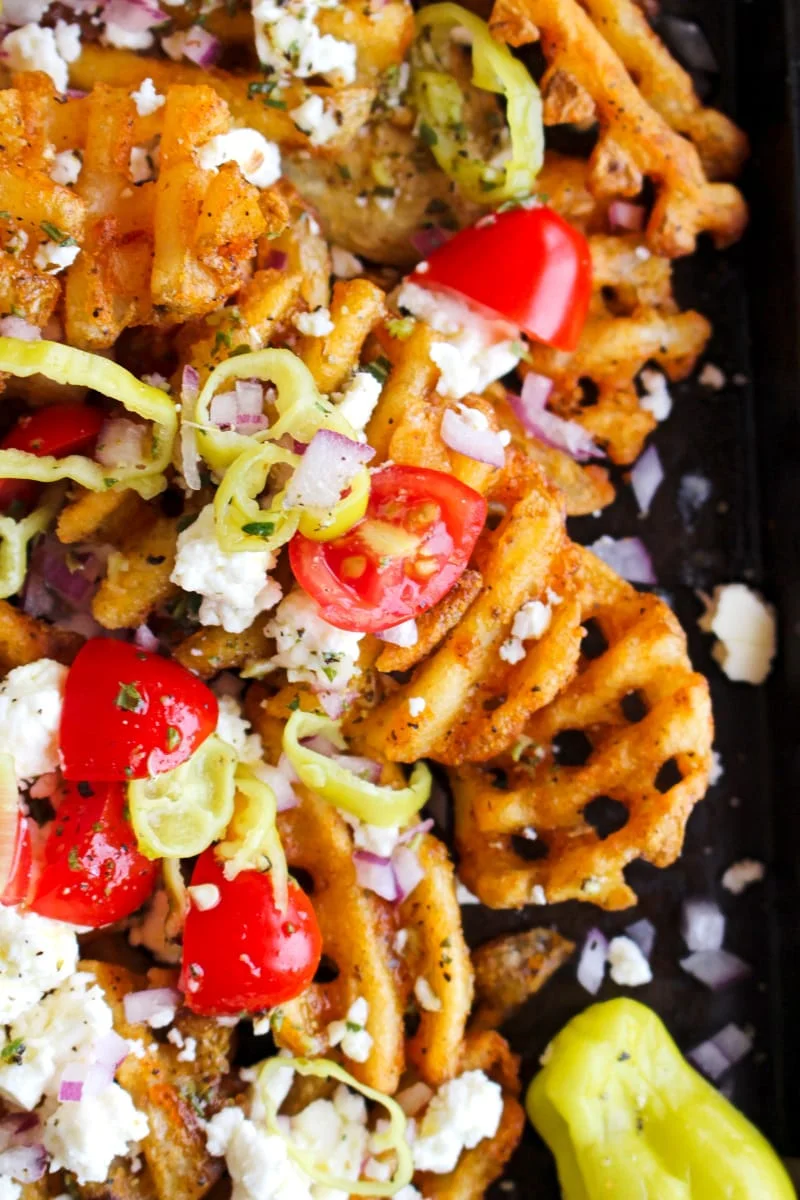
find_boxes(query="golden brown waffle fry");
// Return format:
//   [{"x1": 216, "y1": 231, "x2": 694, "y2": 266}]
[
  {"x1": 92, "y1": 514, "x2": 179, "y2": 631},
  {"x1": 489, "y1": 0, "x2": 747, "y2": 256},
  {"x1": 0, "y1": 600, "x2": 83, "y2": 673},
  {"x1": 577, "y1": 0, "x2": 749, "y2": 181},
  {"x1": 452, "y1": 547, "x2": 713, "y2": 910},
  {"x1": 374, "y1": 569, "x2": 484, "y2": 674},
  {"x1": 172, "y1": 620, "x2": 272, "y2": 680},
  {"x1": 471, "y1": 927, "x2": 575, "y2": 1030},
  {"x1": 56, "y1": 489, "x2": 149, "y2": 546},
  {"x1": 297, "y1": 278, "x2": 387, "y2": 393},
  {"x1": 416, "y1": 1031, "x2": 525, "y2": 1200}
]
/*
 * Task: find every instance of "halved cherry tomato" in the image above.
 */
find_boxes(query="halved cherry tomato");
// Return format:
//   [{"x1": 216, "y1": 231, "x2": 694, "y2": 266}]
[
  {"x1": 60, "y1": 639, "x2": 218, "y2": 781},
  {"x1": 0, "y1": 815, "x2": 33, "y2": 907},
  {"x1": 290, "y1": 465, "x2": 487, "y2": 633},
  {"x1": 180, "y1": 848, "x2": 322, "y2": 1015},
  {"x1": 29, "y1": 779, "x2": 158, "y2": 927},
  {"x1": 0, "y1": 405, "x2": 106, "y2": 513},
  {"x1": 410, "y1": 205, "x2": 592, "y2": 353}
]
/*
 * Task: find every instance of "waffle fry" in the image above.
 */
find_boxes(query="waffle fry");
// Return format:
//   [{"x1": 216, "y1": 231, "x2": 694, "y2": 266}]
[
  {"x1": 172, "y1": 620, "x2": 272, "y2": 680},
  {"x1": 471, "y1": 927, "x2": 575, "y2": 1030},
  {"x1": 91, "y1": 514, "x2": 179, "y2": 631},
  {"x1": 489, "y1": 0, "x2": 747, "y2": 256},
  {"x1": 452, "y1": 547, "x2": 713, "y2": 910},
  {"x1": 0, "y1": 599, "x2": 83, "y2": 672}
]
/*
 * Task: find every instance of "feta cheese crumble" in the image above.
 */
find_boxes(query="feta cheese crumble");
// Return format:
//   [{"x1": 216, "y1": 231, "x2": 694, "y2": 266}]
[
  {"x1": 33, "y1": 238, "x2": 80, "y2": 275},
  {"x1": 131, "y1": 78, "x2": 166, "y2": 118},
  {"x1": 264, "y1": 588, "x2": 363, "y2": 692},
  {"x1": 396, "y1": 281, "x2": 521, "y2": 401},
  {"x1": 0, "y1": 907, "x2": 78, "y2": 1026},
  {"x1": 327, "y1": 996, "x2": 373, "y2": 1063},
  {"x1": 197, "y1": 129, "x2": 281, "y2": 189},
  {"x1": 171, "y1": 504, "x2": 282, "y2": 634},
  {"x1": 188, "y1": 883, "x2": 221, "y2": 912},
  {"x1": 50, "y1": 150, "x2": 82, "y2": 186},
  {"x1": 414, "y1": 976, "x2": 442, "y2": 1013},
  {"x1": 698, "y1": 583, "x2": 777, "y2": 684},
  {"x1": 607, "y1": 936, "x2": 653, "y2": 987},
  {"x1": 43, "y1": 1083, "x2": 148, "y2": 1185},
  {"x1": 722, "y1": 859, "x2": 765, "y2": 895},
  {"x1": 0, "y1": 659, "x2": 67, "y2": 782},
  {"x1": 216, "y1": 695, "x2": 264, "y2": 765},
  {"x1": 130, "y1": 146, "x2": 155, "y2": 185},
  {"x1": 252, "y1": 0, "x2": 357, "y2": 86},
  {"x1": 292, "y1": 306, "x2": 334, "y2": 337},
  {"x1": 331, "y1": 246, "x2": 363, "y2": 279},
  {"x1": 638, "y1": 368, "x2": 673, "y2": 422},
  {"x1": 499, "y1": 593, "x2": 559, "y2": 665},
  {"x1": 1, "y1": 22, "x2": 80, "y2": 93},
  {"x1": 333, "y1": 371, "x2": 382, "y2": 435},
  {"x1": 408, "y1": 696, "x2": 426, "y2": 718},
  {"x1": 289, "y1": 94, "x2": 340, "y2": 147},
  {"x1": 410, "y1": 1070, "x2": 503, "y2": 1174},
  {"x1": 104, "y1": 23, "x2": 154, "y2": 51}
]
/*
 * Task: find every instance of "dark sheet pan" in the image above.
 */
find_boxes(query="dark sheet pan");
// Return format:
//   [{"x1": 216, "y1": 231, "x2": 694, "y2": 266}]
[{"x1": 469, "y1": 1, "x2": 800, "y2": 1190}]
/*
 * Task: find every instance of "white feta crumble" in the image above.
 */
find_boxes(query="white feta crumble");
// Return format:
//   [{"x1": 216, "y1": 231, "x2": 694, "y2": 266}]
[
  {"x1": 414, "y1": 976, "x2": 442, "y2": 1013},
  {"x1": 343, "y1": 814, "x2": 401, "y2": 859},
  {"x1": 709, "y1": 749, "x2": 724, "y2": 786},
  {"x1": 698, "y1": 583, "x2": 777, "y2": 685},
  {"x1": 327, "y1": 996, "x2": 373, "y2": 1063},
  {"x1": 177, "y1": 1036, "x2": 197, "y2": 1063},
  {"x1": 33, "y1": 238, "x2": 80, "y2": 274},
  {"x1": 411, "y1": 1070, "x2": 503, "y2": 1174},
  {"x1": 530, "y1": 884, "x2": 547, "y2": 906},
  {"x1": 289, "y1": 93, "x2": 340, "y2": 147},
  {"x1": 0, "y1": 908, "x2": 78, "y2": 1027},
  {"x1": 722, "y1": 859, "x2": 765, "y2": 895},
  {"x1": 638, "y1": 368, "x2": 673, "y2": 422},
  {"x1": 607, "y1": 936, "x2": 653, "y2": 987},
  {"x1": 197, "y1": 129, "x2": 281, "y2": 189},
  {"x1": 408, "y1": 696, "x2": 426, "y2": 718},
  {"x1": 1, "y1": 23, "x2": 75, "y2": 92},
  {"x1": 0, "y1": 659, "x2": 67, "y2": 782},
  {"x1": 499, "y1": 596, "x2": 556, "y2": 665},
  {"x1": 331, "y1": 246, "x2": 363, "y2": 279},
  {"x1": 104, "y1": 23, "x2": 154, "y2": 51},
  {"x1": 5, "y1": 228, "x2": 28, "y2": 257},
  {"x1": 188, "y1": 883, "x2": 221, "y2": 912},
  {"x1": 216, "y1": 694, "x2": 264, "y2": 765},
  {"x1": 333, "y1": 371, "x2": 382, "y2": 434},
  {"x1": 50, "y1": 150, "x2": 82, "y2": 186},
  {"x1": 131, "y1": 78, "x2": 165, "y2": 118},
  {"x1": 129, "y1": 146, "x2": 155, "y2": 185},
  {"x1": 43, "y1": 1083, "x2": 149, "y2": 1185},
  {"x1": 0, "y1": 1180, "x2": 21, "y2": 1200},
  {"x1": 264, "y1": 588, "x2": 363, "y2": 692},
  {"x1": 396, "y1": 281, "x2": 521, "y2": 401},
  {"x1": 292, "y1": 306, "x2": 334, "y2": 337},
  {"x1": 171, "y1": 504, "x2": 282, "y2": 634},
  {"x1": 128, "y1": 886, "x2": 182, "y2": 965},
  {"x1": 698, "y1": 362, "x2": 726, "y2": 390},
  {"x1": 253, "y1": 0, "x2": 357, "y2": 86}
]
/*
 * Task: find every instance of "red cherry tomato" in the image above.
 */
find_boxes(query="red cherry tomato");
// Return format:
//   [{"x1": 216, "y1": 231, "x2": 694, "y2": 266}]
[
  {"x1": 60, "y1": 639, "x2": 218, "y2": 781},
  {"x1": 29, "y1": 779, "x2": 158, "y2": 927},
  {"x1": 180, "y1": 849, "x2": 322, "y2": 1015},
  {"x1": 290, "y1": 465, "x2": 487, "y2": 633},
  {"x1": 0, "y1": 405, "x2": 106, "y2": 513},
  {"x1": 0, "y1": 815, "x2": 33, "y2": 907},
  {"x1": 410, "y1": 205, "x2": 592, "y2": 353}
]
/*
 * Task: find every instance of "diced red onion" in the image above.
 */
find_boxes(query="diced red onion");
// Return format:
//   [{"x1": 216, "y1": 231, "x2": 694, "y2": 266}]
[
  {"x1": 209, "y1": 389, "x2": 238, "y2": 430},
  {"x1": 630, "y1": 444, "x2": 664, "y2": 514},
  {"x1": 688, "y1": 1023, "x2": 752, "y2": 1081},
  {"x1": 440, "y1": 409, "x2": 506, "y2": 468},
  {"x1": 180, "y1": 366, "x2": 201, "y2": 492},
  {"x1": 681, "y1": 898, "x2": 725, "y2": 953},
  {"x1": 23, "y1": 536, "x2": 105, "y2": 617},
  {"x1": 0, "y1": 1113, "x2": 40, "y2": 1151},
  {"x1": 255, "y1": 762, "x2": 298, "y2": 813},
  {"x1": 608, "y1": 201, "x2": 646, "y2": 232},
  {"x1": 624, "y1": 917, "x2": 656, "y2": 960},
  {"x1": 96, "y1": 417, "x2": 145, "y2": 469},
  {"x1": 134, "y1": 624, "x2": 160, "y2": 653},
  {"x1": 397, "y1": 818, "x2": 434, "y2": 844},
  {"x1": 331, "y1": 755, "x2": 382, "y2": 783},
  {"x1": 376, "y1": 618, "x2": 418, "y2": 648},
  {"x1": 396, "y1": 1082, "x2": 433, "y2": 1116},
  {"x1": 66, "y1": 87, "x2": 89, "y2": 99},
  {"x1": 511, "y1": 375, "x2": 603, "y2": 461},
  {"x1": 213, "y1": 672, "x2": 245, "y2": 699},
  {"x1": 284, "y1": 429, "x2": 374, "y2": 512},
  {"x1": 354, "y1": 850, "x2": 398, "y2": 901},
  {"x1": 0, "y1": 316, "x2": 40, "y2": 341},
  {"x1": 182, "y1": 365, "x2": 200, "y2": 396},
  {"x1": 168, "y1": 24, "x2": 221, "y2": 66},
  {"x1": 660, "y1": 15, "x2": 718, "y2": 72},
  {"x1": 410, "y1": 226, "x2": 451, "y2": 257},
  {"x1": 234, "y1": 380, "x2": 267, "y2": 430},
  {"x1": 587, "y1": 535, "x2": 657, "y2": 585},
  {"x1": 317, "y1": 690, "x2": 346, "y2": 719},
  {"x1": 104, "y1": 0, "x2": 165, "y2": 33},
  {"x1": 577, "y1": 928, "x2": 607, "y2": 995},
  {"x1": 123, "y1": 986, "x2": 182, "y2": 1025},
  {"x1": 302, "y1": 734, "x2": 341, "y2": 758},
  {"x1": 265, "y1": 250, "x2": 289, "y2": 271},
  {"x1": 679, "y1": 949, "x2": 751, "y2": 991},
  {"x1": 392, "y1": 845, "x2": 424, "y2": 902},
  {"x1": 0, "y1": 1145, "x2": 47, "y2": 1183},
  {"x1": 52, "y1": 612, "x2": 109, "y2": 640}
]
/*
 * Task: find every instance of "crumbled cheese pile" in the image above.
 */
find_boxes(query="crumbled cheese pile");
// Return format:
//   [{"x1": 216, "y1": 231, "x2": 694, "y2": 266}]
[
  {"x1": 0, "y1": 660, "x2": 67, "y2": 783},
  {"x1": 263, "y1": 588, "x2": 363, "y2": 693},
  {"x1": 698, "y1": 583, "x2": 777, "y2": 685},
  {"x1": 252, "y1": 0, "x2": 356, "y2": 86}
]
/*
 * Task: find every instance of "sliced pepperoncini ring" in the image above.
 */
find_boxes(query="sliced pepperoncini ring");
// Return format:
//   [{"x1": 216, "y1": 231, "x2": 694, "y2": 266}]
[
  {"x1": 410, "y1": 3, "x2": 544, "y2": 204},
  {"x1": 0, "y1": 483, "x2": 64, "y2": 599},
  {"x1": 216, "y1": 764, "x2": 289, "y2": 914},
  {"x1": 296, "y1": 465, "x2": 371, "y2": 542},
  {"x1": 0, "y1": 338, "x2": 177, "y2": 499},
  {"x1": 213, "y1": 440, "x2": 300, "y2": 555},
  {"x1": 282, "y1": 710, "x2": 432, "y2": 826}
]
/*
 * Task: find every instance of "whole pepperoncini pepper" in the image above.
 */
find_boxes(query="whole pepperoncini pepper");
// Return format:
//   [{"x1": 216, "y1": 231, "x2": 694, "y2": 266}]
[{"x1": 526, "y1": 998, "x2": 795, "y2": 1199}]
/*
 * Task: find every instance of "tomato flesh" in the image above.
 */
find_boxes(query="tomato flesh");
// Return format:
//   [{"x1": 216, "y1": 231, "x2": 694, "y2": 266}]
[
  {"x1": 289, "y1": 465, "x2": 487, "y2": 632},
  {"x1": 0, "y1": 405, "x2": 106, "y2": 513},
  {"x1": 0, "y1": 815, "x2": 33, "y2": 907},
  {"x1": 410, "y1": 205, "x2": 593, "y2": 353},
  {"x1": 60, "y1": 639, "x2": 218, "y2": 781},
  {"x1": 180, "y1": 849, "x2": 322, "y2": 1015},
  {"x1": 29, "y1": 780, "x2": 158, "y2": 927}
]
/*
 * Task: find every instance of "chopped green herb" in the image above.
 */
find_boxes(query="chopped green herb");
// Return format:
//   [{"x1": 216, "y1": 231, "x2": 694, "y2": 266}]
[
  {"x1": 214, "y1": 329, "x2": 232, "y2": 353},
  {"x1": 337, "y1": 163, "x2": 352, "y2": 181},
  {"x1": 364, "y1": 356, "x2": 391, "y2": 385},
  {"x1": 40, "y1": 221, "x2": 77, "y2": 247},
  {"x1": 115, "y1": 682, "x2": 143, "y2": 712},
  {"x1": 241, "y1": 521, "x2": 276, "y2": 538},
  {"x1": 0, "y1": 1038, "x2": 25, "y2": 1065},
  {"x1": 68, "y1": 847, "x2": 81, "y2": 872},
  {"x1": 165, "y1": 727, "x2": 181, "y2": 752},
  {"x1": 386, "y1": 316, "x2": 415, "y2": 341},
  {"x1": 418, "y1": 121, "x2": 439, "y2": 148}
]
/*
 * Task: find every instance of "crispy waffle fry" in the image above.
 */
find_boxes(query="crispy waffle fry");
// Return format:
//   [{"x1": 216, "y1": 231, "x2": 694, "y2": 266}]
[
  {"x1": 489, "y1": 0, "x2": 747, "y2": 256},
  {"x1": 91, "y1": 514, "x2": 179, "y2": 631},
  {"x1": 172, "y1": 620, "x2": 272, "y2": 680},
  {"x1": 298, "y1": 278, "x2": 387, "y2": 393},
  {"x1": 0, "y1": 599, "x2": 83, "y2": 672},
  {"x1": 452, "y1": 547, "x2": 713, "y2": 910},
  {"x1": 56, "y1": 489, "x2": 149, "y2": 546},
  {"x1": 471, "y1": 927, "x2": 575, "y2": 1030}
]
